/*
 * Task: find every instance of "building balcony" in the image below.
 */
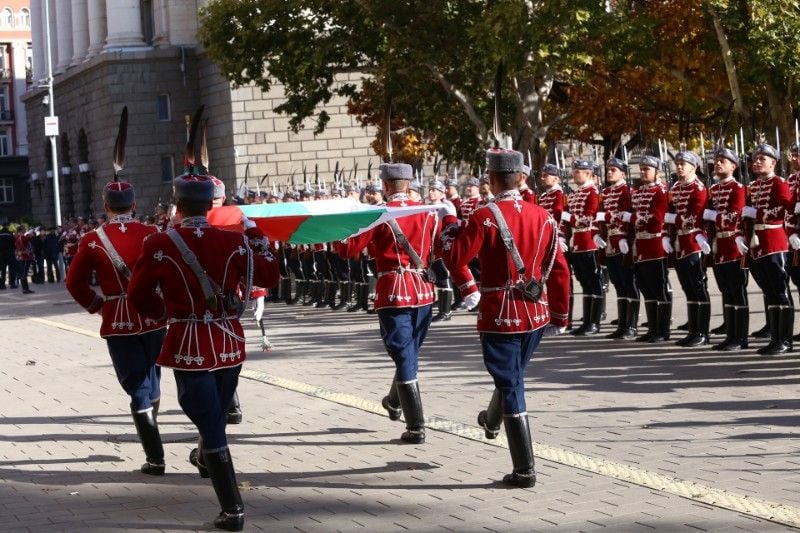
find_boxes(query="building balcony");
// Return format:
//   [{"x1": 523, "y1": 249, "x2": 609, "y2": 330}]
[
  {"x1": 0, "y1": 69, "x2": 11, "y2": 82},
  {"x1": 0, "y1": 109, "x2": 14, "y2": 122}
]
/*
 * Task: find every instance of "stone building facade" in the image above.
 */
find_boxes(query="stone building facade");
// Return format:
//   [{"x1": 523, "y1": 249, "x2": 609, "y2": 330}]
[{"x1": 24, "y1": 1, "x2": 376, "y2": 225}]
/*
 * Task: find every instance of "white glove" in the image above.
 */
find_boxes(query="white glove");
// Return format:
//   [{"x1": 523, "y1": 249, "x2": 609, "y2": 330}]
[
  {"x1": 795, "y1": 202, "x2": 800, "y2": 215},
  {"x1": 542, "y1": 324, "x2": 567, "y2": 337},
  {"x1": 664, "y1": 213, "x2": 677, "y2": 224},
  {"x1": 790, "y1": 234, "x2": 800, "y2": 250},
  {"x1": 695, "y1": 234, "x2": 711, "y2": 255},
  {"x1": 702, "y1": 209, "x2": 718, "y2": 222},
  {"x1": 621, "y1": 212, "x2": 632, "y2": 223},
  {"x1": 437, "y1": 201, "x2": 457, "y2": 219},
  {"x1": 559, "y1": 236, "x2": 568, "y2": 253},
  {"x1": 560, "y1": 211, "x2": 572, "y2": 223},
  {"x1": 241, "y1": 216, "x2": 257, "y2": 230},
  {"x1": 662, "y1": 236, "x2": 674, "y2": 254},
  {"x1": 619, "y1": 238, "x2": 629, "y2": 255},
  {"x1": 742, "y1": 206, "x2": 757, "y2": 219},
  {"x1": 463, "y1": 291, "x2": 481, "y2": 311},
  {"x1": 593, "y1": 234, "x2": 607, "y2": 248},
  {"x1": 595, "y1": 211, "x2": 606, "y2": 222},
  {"x1": 735, "y1": 236, "x2": 749, "y2": 254}
]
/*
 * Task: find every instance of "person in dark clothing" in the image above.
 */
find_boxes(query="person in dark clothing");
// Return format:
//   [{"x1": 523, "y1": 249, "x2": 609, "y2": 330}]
[
  {"x1": 0, "y1": 224, "x2": 15, "y2": 289},
  {"x1": 42, "y1": 228, "x2": 62, "y2": 283}
]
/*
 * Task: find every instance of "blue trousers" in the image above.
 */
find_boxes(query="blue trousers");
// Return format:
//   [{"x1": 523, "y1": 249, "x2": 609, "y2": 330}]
[
  {"x1": 480, "y1": 329, "x2": 544, "y2": 414},
  {"x1": 105, "y1": 329, "x2": 165, "y2": 411},
  {"x1": 174, "y1": 366, "x2": 241, "y2": 451},
  {"x1": 377, "y1": 305, "x2": 433, "y2": 382}
]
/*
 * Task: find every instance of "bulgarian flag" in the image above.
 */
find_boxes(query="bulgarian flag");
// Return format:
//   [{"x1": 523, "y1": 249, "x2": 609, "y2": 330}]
[{"x1": 207, "y1": 198, "x2": 439, "y2": 244}]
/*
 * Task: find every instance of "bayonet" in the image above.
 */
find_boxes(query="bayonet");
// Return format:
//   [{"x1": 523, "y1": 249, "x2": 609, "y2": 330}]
[
  {"x1": 384, "y1": 98, "x2": 392, "y2": 162},
  {"x1": 492, "y1": 62, "x2": 503, "y2": 148}
]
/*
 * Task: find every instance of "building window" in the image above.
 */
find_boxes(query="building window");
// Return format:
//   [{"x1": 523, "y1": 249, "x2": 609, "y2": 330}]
[
  {"x1": 156, "y1": 94, "x2": 171, "y2": 121},
  {"x1": 160, "y1": 155, "x2": 174, "y2": 182},
  {"x1": 0, "y1": 177, "x2": 12, "y2": 203},
  {"x1": 19, "y1": 8, "x2": 29, "y2": 27},
  {"x1": 1, "y1": 8, "x2": 12, "y2": 27},
  {"x1": 0, "y1": 130, "x2": 9, "y2": 156}
]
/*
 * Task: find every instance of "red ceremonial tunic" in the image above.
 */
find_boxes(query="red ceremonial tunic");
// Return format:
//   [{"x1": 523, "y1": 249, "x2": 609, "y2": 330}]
[
  {"x1": 631, "y1": 182, "x2": 667, "y2": 263},
  {"x1": 709, "y1": 178, "x2": 745, "y2": 264},
  {"x1": 339, "y1": 195, "x2": 438, "y2": 310},
  {"x1": 600, "y1": 181, "x2": 632, "y2": 256},
  {"x1": 448, "y1": 196, "x2": 463, "y2": 218},
  {"x1": 459, "y1": 195, "x2": 482, "y2": 223},
  {"x1": 669, "y1": 178, "x2": 708, "y2": 259},
  {"x1": 128, "y1": 220, "x2": 279, "y2": 371},
  {"x1": 66, "y1": 217, "x2": 167, "y2": 337},
  {"x1": 785, "y1": 172, "x2": 800, "y2": 237},
  {"x1": 563, "y1": 183, "x2": 599, "y2": 252},
  {"x1": 63, "y1": 227, "x2": 80, "y2": 258},
  {"x1": 536, "y1": 185, "x2": 564, "y2": 226},
  {"x1": 440, "y1": 191, "x2": 569, "y2": 332},
  {"x1": 747, "y1": 175, "x2": 791, "y2": 259},
  {"x1": 519, "y1": 186, "x2": 536, "y2": 204}
]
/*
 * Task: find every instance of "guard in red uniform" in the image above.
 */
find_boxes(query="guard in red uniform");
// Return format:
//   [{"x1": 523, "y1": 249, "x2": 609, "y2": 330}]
[
  {"x1": 561, "y1": 159, "x2": 603, "y2": 335},
  {"x1": 537, "y1": 163, "x2": 569, "y2": 323},
  {"x1": 13, "y1": 227, "x2": 35, "y2": 294},
  {"x1": 663, "y1": 151, "x2": 710, "y2": 346},
  {"x1": 785, "y1": 143, "x2": 800, "y2": 312},
  {"x1": 338, "y1": 163, "x2": 446, "y2": 445},
  {"x1": 445, "y1": 175, "x2": 462, "y2": 218},
  {"x1": 66, "y1": 182, "x2": 168, "y2": 475},
  {"x1": 129, "y1": 173, "x2": 279, "y2": 531},
  {"x1": 518, "y1": 162, "x2": 536, "y2": 204},
  {"x1": 441, "y1": 148, "x2": 569, "y2": 488},
  {"x1": 625, "y1": 155, "x2": 672, "y2": 342},
  {"x1": 597, "y1": 158, "x2": 639, "y2": 339},
  {"x1": 702, "y1": 148, "x2": 749, "y2": 350},
  {"x1": 742, "y1": 143, "x2": 794, "y2": 355}
]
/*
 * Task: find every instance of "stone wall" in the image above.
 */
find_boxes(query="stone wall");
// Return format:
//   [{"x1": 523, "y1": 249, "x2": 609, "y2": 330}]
[{"x1": 23, "y1": 47, "x2": 379, "y2": 224}]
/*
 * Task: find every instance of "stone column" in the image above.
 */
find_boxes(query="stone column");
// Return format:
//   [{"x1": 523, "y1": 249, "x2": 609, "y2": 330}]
[
  {"x1": 29, "y1": 0, "x2": 45, "y2": 81},
  {"x1": 70, "y1": 0, "x2": 89, "y2": 65},
  {"x1": 54, "y1": 0, "x2": 73, "y2": 73},
  {"x1": 85, "y1": 0, "x2": 106, "y2": 59},
  {"x1": 103, "y1": 0, "x2": 146, "y2": 49},
  {"x1": 151, "y1": 0, "x2": 169, "y2": 47}
]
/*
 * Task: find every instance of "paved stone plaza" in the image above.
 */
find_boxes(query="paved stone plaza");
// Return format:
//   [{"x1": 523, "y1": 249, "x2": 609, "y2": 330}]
[{"x1": 1, "y1": 280, "x2": 799, "y2": 532}]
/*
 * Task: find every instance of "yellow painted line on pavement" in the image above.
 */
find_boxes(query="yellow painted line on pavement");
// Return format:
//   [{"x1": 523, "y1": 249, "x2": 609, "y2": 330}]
[
  {"x1": 240, "y1": 368, "x2": 800, "y2": 530},
  {"x1": 27, "y1": 316, "x2": 800, "y2": 529},
  {"x1": 29, "y1": 317, "x2": 102, "y2": 339}
]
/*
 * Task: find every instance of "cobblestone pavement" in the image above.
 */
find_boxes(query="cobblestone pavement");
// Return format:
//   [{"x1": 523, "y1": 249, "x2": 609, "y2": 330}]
[{"x1": 0, "y1": 278, "x2": 798, "y2": 532}]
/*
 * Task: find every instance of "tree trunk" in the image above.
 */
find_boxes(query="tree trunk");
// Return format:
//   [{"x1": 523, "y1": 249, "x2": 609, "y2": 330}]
[{"x1": 707, "y1": 5, "x2": 748, "y2": 121}]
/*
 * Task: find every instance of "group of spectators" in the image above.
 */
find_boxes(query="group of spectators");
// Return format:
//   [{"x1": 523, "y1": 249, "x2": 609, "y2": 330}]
[{"x1": 0, "y1": 216, "x2": 106, "y2": 293}]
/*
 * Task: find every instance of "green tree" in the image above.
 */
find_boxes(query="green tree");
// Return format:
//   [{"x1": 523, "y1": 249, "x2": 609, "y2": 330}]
[{"x1": 199, "y1": 0, "x2": 604, "y2": 165}]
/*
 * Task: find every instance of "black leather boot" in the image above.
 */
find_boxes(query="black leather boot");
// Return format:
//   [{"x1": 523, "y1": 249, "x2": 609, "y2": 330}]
[
  {"x1": 571, "y1": 296, "x2": 593, "y2": 335},
  {"x1": 679, "y1": 303, "x2": 709, "y2": 347},
  {"x1": 204, "y1": 448, "x2": 245, "y2": 532},
  {"x1": 131, "y1": 405, "x2": 165, "y2": 475},
  {"x1": 381, "y1": 377, "x2": 402, "y2": 421},
  {"x1": 347, "y1": 283, "x2": 362, "y2": 312},
  {"x1": 302, "y1": 280, "x2": 316, "y2": 306},
  {"x1": 622, "y1": 299, "x2": 639, "y2": 339},
  {"x1": 284, "y1": 278, "x2": 297, "y2": 305},
  {"x1": 477, "y1": 388, "x2": 502, "y2": 439},
  {"x1": 605, "y1": 299, "x2": 627, "y2": 339},
  {"x1": 712, "y1": 306, "x2": 736, "y2": 350},
  {"x1": 333, "y1": 281, "x2": 350, "y2": 310},
  {"x1": 648, "y1": 301, "x2": 671, "y2": 343},
  {"x1": 751, "y1": 296, "x2": 770, "y2": 338},
  {"x1": 452, "y1": 287, "x2": 466, "y2": 311},
  {"x1": 190, "y1": 437, "x2": 209, "y2": 478},
  {"x1": 757, "y1": 307, "x2": 784, "y2": 355},
  {"x1": 675, "y1": 303, "x2": 697, "y2": 346},
  {"x1": 151, "y1": 399, "x2": 160, "y2": 421},
  {"x1": 432, "y1": 289, "x2": 453, "y2": 322},
  {"x1": 314, "y1": 281, "x2": 328, "y2": 308},
  {"x1": 227, "y1": 391, "x2": 242, "y2": 425},
  {"x1": 395, "y1": 381, "x2": 425, "y2": 444},
  {"x1": 502, "y1": 414, "x2": 536, "y2": 488},
  {"x1": 635, "y1": 301, "x2": 657, "y2": 342},
  {"x1": 783, "y1": 306, "x2": 794, "y2": 353},
  {"x1": 566, "y1": 293, "x2": 575, "y2": 331}
]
